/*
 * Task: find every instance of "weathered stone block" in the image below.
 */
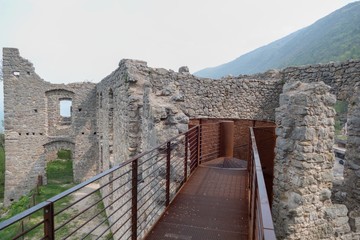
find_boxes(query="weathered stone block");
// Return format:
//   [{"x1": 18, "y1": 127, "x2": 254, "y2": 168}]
[{"x1": 349, "y1": 211, "x2": 360, "y2": 233}]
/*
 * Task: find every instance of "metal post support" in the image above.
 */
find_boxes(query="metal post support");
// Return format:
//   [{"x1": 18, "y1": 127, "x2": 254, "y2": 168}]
[
  {"x1": 247, "y1": 128, "x2": 252, "y2": 187},
  {"x1": 166, "y1": 142, "x2": 171, "y2": 207},
  {"x1": 184, "y1": 132, "x2": 188, "y2": 182},
  {"x1": 44, "y1": 202, "x2": 55, "y2": 240},
  {"x1": 220, "y1": 121, "x2": 234, "y2": 158},
  {"x1": 131, "y1": 159, "x2": 138, "y2": 240},
  {"x1": 197, "y1": 126, "x2": 201, "y2": 166}
]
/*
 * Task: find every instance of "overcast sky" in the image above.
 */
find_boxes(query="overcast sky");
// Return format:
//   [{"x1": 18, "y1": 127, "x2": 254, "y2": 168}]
[{"x1": 0, "y1": 0, "x2": 358, "y2": 84}]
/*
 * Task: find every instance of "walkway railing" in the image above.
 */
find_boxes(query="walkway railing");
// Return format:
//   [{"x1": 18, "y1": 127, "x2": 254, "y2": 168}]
[
  {"x1": 0, "y1": 124, "x2": 216, "y2": 240},
  {"x1": 248, "y1": 128, "x2": 276, "y2": 240},
  {"x1": 0, "y1": 122, "x2": 276, "y2": 240}
]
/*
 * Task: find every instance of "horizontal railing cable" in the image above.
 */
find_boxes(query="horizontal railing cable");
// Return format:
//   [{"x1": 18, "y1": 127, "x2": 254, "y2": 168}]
[{"x1": 0, "y1": 124, "x2": 239, "y2": 240}]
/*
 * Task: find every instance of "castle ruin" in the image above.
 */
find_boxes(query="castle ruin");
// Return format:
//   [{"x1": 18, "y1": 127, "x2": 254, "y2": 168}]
[{"x1": 2, "y1": 48, "x2": 360, "y2": 239}]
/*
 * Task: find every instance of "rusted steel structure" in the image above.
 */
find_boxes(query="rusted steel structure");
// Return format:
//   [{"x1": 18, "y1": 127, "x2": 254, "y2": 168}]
[{"x1": 0, "y1": 121, "x2": 276, "y2": 240}]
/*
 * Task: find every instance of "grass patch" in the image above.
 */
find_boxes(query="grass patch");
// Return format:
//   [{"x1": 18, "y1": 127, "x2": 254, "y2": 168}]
[
  {"x1": 0, "y1": 155, "x2": 75, "y2": 238},
  {"x1": 57, "y1": 149, "x2": 72, "y2": 160},
  {"x1": 47, "y1": 159, "x2": 74, "y2": 184},
  {"x1": 334, "y1": 100, "x2": 348, "y2": 114},
  {"x1": 0, "y1": 183, "x2": 75, "y2": 239},
  {"x1": 336, "y1": 135, "x2": 348, "y2": 141}
]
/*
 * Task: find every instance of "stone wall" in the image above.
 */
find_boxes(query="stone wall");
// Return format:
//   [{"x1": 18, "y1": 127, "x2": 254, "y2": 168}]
[
  {"x1": 272, "y1": 81, "x2": 351, "y2": 239},
  {"x1": 94, "y1": 60, "x2": 284, "y2": 238},
  {"x1": 280, "y1": 60, "x2": 360, "y2": 238},
  {"x1": 3, "y1": 48, "x2": 360, "y2": 239},
  {"x1": 144, "y1": 67, "x2": 283, "y2": 122},
  {"x1": 3, "y1": 48, "x2": 97, "y2": 205},
  {"x1": 281, "y1": 60, "x2": 360, "y2": 101},
  {"x1": 344, "y1": 82, "x2": 360, "y2": 235},
  {"x1": 95, "y1": 59, "x2": 284, "y2": 172}
]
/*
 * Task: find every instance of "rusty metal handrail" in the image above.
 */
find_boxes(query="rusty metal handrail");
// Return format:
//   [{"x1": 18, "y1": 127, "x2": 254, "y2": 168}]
[
  {"x1": 248, "y1": 127, "x2": 276, "y2": 240},
  {"x1": 0, "y1": 124, "x2": 212, "y2": 240}
]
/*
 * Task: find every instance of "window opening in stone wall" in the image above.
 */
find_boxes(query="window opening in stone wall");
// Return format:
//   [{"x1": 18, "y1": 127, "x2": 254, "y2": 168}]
[
  {"x1": 332, "y1": 100, "x2": 348, "y2": 203},
  {"x1": 59, "y1": 99, "x2": 72, "y2": 125},
  {"x1": 60, "y1": 99, "x2": 72, "y2": 117},
  {"x1": 13, "y1": 71, "x2": 20, "y2": 76}
]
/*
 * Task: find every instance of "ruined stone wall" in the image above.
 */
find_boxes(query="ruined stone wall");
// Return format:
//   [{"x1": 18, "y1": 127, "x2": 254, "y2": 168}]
[
  {"x1": 96, "y1": 59, "x2": 147, "y2": 239},
  {"x1": 3, "y1": 48, "x2": 50, "y2": 204},
  {"x1": 3, "y1": 48, "x2": 97, "y2": 205},
  {"x1": 143, "y1": 67, "x2": 283, "y2": 122},
  {"x1": 4, "y1": 47, "x2": 360, "y2": 238},
  {"x1": 94, "y1": 61, "x2": 283, "y2": 238},
  {"x1": 344, "y1": 83, "x2": 360, "y2": 235},
  {"x1": 96, "y1": 60, "x2": 283, "y2": 174},
  {"x1": 281, "y1": 60, "x2": 360, "y2": 238},
  {"x1": 273, "y1": 81, "x2": 351, "y2": 239},
  {"x1": 93, "y1": 59, "x2": 360, "y2": 238},
  {"x1": 281, "y1": 60, "x2": 360, "y2": 101}
]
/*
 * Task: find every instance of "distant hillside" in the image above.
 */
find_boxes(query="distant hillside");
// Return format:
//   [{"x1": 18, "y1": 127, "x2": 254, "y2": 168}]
[{"x1": 195, "y1": 2, "x2": 360, "y2": 78}]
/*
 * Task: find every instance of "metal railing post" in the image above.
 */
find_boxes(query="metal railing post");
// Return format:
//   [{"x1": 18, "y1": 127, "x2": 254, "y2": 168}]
[
  {"x1": 184, "y1": 132, "x2": 188, "y2": 182},
  {"x1": 44, "y1": 202, "x2": 54, "y2": 240},
  {"x1": 197, "y1": 125, "x2": 201, "y2": 166},
  {"x1": 219, "y1": 121, "x2": 234, "y2": 158},
  {"x1": 166, "y1": 142, "x2": 171, "y2": 207},
  {"x1": 248, "y1": 128, "x2": 252, "y2": 188},
  {"x1": 131, "y1": 159, "x2": 138, "y2": 240}
]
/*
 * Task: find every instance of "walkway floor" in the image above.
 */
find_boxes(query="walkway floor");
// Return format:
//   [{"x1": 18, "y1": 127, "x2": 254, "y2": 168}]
[{"x1": 145, "y1": 161, "x2": 249, "y2": 240}]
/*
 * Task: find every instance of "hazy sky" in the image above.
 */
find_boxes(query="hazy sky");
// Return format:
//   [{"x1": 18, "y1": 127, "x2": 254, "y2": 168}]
[{"x1": 0, "y1": 0, "x2": 358, "y2": 84}]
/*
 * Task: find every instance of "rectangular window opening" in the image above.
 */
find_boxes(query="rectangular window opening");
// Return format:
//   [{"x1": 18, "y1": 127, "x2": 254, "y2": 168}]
[{"x1": 60, "y1": 99, "x2": 72, "y2": 117}]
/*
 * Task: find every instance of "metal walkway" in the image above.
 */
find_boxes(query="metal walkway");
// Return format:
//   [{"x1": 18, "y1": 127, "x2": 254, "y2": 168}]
[
  {"x1": 146, "y1": 161, "x2": 249, "y2": 240},
  {"x1": 0, "y1": 123, "x2": 276, "y2": 240}
]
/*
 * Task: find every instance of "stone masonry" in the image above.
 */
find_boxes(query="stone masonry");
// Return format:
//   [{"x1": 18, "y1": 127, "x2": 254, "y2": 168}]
[
  {"x1": 281, "y1": 60, "x2": 360, "y2": 101},
  {"x1": 3, "y1": 48, "x2": 98, "y2": 205},
  {"x1": 94, "y1": 60, "x2": 283, "y2": 238},
  {"x1": 273, "y1": 81, "x2": 351, "y2": 239},
  {"x1": 344, "y1": 82, "x2": 360, "y2": 235},
  {"x1": 3, "y1": 48, "x2": 360, "y2": 239}
]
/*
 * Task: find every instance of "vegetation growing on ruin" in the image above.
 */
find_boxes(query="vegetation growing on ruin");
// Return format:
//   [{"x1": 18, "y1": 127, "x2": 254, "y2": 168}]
[
  {"x1": 47, "y1": 151, "x2": 73, "y2": 184},
  {"x1": 0, "y1": 184, "x2": 74, "y2": 239},
  {"x1": 334, "y1": 100, "x2": 348, "y2": 138},
  {"x1": 0, "y1": 150, "x2": 75, "y2": 238}
]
